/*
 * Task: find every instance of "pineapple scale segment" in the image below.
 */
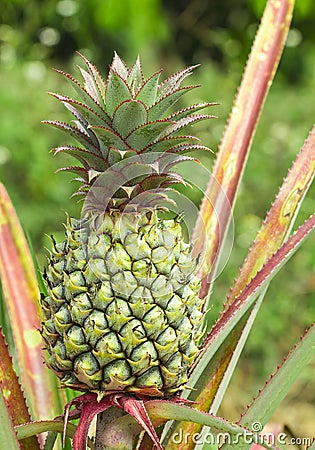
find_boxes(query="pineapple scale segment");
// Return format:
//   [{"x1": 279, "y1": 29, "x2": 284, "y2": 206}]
[{"x1": 41, "y1": 53, "x2": 215, "y2": 397}]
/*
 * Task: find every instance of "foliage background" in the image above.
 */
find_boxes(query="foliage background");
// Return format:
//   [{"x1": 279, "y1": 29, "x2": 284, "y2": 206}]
[{"x1": 1, "y1": 0, "x2": 315, "y2": 438}]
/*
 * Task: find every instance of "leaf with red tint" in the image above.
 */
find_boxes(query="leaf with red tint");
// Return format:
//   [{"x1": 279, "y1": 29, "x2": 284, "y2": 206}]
[
  {"x1": 72, "y1": 397, "x2": 113, "y2": 450},
  {"x1": 120, "y1": 397, "x2": 163, "y2": 450},
  {"x1": 220, "y1": 324, "x2": 315, "y2": 450},
  {"x1": 193, "y1": 0, "x2": 295, "y2": 300},
  {"x1": 226, "y1": 125, "x2": 315, "y2": 308},
  {"x1": 204, "y1": 213, "x2": 315, "y2": 349},
  {"x1": 66, "y1": 392, "x2": 164, "y2": 450},
  {"x1": 0, "y1": 184, "x2": 63, "y2": 424}
]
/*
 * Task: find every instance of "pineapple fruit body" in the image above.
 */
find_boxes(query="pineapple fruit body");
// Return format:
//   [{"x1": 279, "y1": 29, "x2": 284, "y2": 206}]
[{"x1": 42, "y1": 211, "x2": 202, "y2": 396}]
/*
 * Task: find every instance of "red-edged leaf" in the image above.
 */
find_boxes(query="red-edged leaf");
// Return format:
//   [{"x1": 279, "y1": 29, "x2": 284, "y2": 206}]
[
  {"x1": 53, "y1": 68, "x2": 105, "y2": 116},
  {"x1": 168, "y1": 102, "x2": 218, "y2": 120},
  {"x1": 0, "y1": 328, "x2": 39, "y2": 449},
  {"x1": 193, "y1": 0, "x2": 295, "y2": 299},
  {"x1": 0, "y1": 184, "x2": 64, "y2": 424},
  {"x1": 120, "y1": 397, "x2": 163, "y2": 450},
  {"x1": 160, "y1": 114, "x2": 215, "y2": 139},
  {"x1": 157, "y1": 65, "x2": 199, "y2": 99},
  {"x1": 226, "y1": 124, "x2": 315, "y2": 307},
  {"x1": 203, "y1": 213, "x2": 315, "y2": 350},
  {"x1": 76, "y1": 52, "x2": 107, "y2": 106},
  {"x1": 43, "y1": 120, "x2": 102, "y2": 156},
  {"x1": 49, "y1": 92, "x2": 110, "y2": 127},
  {"x1": 72, "y1": 399, "x2": 112, "y2": 450},
  {"x1": 148, "y1": 86, "x2": 198, "y2": 121}
]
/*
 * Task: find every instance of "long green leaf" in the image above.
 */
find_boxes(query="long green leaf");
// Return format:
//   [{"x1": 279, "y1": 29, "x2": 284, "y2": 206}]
[
  {"x1": 0, "y1": 328, "x2": 39, "y2": 449},
  {"x1": 220, "y1": 324, "x2": 315, "y2": 450},
  {"x1": 146, "y1": 401, "x2": 279, "y2": 450},
  {"x1": 15, "y1": 420, "x2": 76, "y2": 441},
  {"x1": 0, "y1": 184, "x2": 64, "y2": 422},
  {"x1": 0, "y1": 388, "x2": 20, "y2": 450},
  {"x1": 15, "y1": 420, "x2": 94, "y2": 449}
]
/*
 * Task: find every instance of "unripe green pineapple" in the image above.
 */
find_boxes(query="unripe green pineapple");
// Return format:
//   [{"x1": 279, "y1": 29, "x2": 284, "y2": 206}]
[{"x1": 41, "y1": 53, "x2": 214, "y2": 397}]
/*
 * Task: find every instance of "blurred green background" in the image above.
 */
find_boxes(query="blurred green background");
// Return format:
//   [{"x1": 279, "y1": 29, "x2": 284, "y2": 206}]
[{"x1": 1, "y1": 0, "x2": 315, "y2": 438}]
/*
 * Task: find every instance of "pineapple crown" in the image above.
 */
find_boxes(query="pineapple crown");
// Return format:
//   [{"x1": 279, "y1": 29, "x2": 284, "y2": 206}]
[{"x1": 44, "y1": 52, "x2": 216, "y2": 212}]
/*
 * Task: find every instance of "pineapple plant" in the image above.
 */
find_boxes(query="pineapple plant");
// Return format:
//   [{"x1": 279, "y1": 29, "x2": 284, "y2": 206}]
[
  {"x1": 1, "y1": 1, "x2": 315, "y2": 449},
  {"x1": 41, "y1": 53, "x2": 215, "y2": 398}
]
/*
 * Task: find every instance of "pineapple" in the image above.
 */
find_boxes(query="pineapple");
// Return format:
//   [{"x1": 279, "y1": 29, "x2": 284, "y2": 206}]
[{"x1": 40, "y1": 53, "x2": 214, "y2": 398}]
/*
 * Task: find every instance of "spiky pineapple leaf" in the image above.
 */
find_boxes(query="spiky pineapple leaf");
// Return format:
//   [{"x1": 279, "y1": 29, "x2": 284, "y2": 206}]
[
  {"x1": 78, "y1": 66, "x2": 100, "y2": 104},
  {"x1": 126, "y1": 120, "x2": 173, "y2": 149},
  {"x1": 77, "y1": 52, "x2": 107, "y2": 107},
  {"x1": 165, "y1": 143, "x2": 212, "y2": 154},
  {"x1": 0, "y1": 184, "x2": 64, "y2": 423},
  {"x1": 112, "y1": 100, "x2": 147, "y2": 137},
  {"x1": 111, "y1": 51, "x2": 129, "y2": 79},
  {"x1": 50, "y1": 93, "x2": 110, "y2": 127},
  {"x1": 227, "y1": 124, "x2": 315, "y2": 307},
  {"x1": 90, "y1": 125, "x2": 129, "y2": 152},
  {"x1": 44, "y1": 120, "x2": 102, "y2": 156},
  {"x1": 146, "y1": 135, "x2": 200, "y2": 153},
  {"x1": 220, "y1": 324, "x2": 315, "y2": 450},
  {"x1": 53, "y1": 68, "x2": 105, "y2": 117},
  {"x1": 148, "y1": 86, "x2": 197, "y2": 121},
  {"x1": 170, "y1": 102, "x2": 218, "y2": 120},
  {"x1": 0, "y1": 328, "x2": 39, "y2": 450},
  {"x1": 191, "y1": 118, "x2": 315, "y2": 449},
  {"x1": 136, "y1": 71, "x2": 162, "y2": 107},
  {"x1": 202, "y1": 123, "x2": 315, "y2": 422},
  {"x1": 200, "y1": 213, "x2": 315, "y2": 371},
  {"x1": 157, "y1": 65, "x2": 198, "y2": 99},
  {"x1": 106, "y1": 69, "x2": 132, "y2": 117},
  {"x1": 53, "y1": 145, "x2": 109, "y2": 172},
  {"x1": 160, "y1": 114, "x2": 214, "y2": 140},
  {"x1": 127, "y1": 56, "x2": 144, "y2": 94}
]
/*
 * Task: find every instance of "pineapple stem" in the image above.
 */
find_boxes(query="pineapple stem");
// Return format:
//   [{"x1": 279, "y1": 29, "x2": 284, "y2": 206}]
[{"x1": 95, "y1": 408, "x2": 134, "y2": 450}]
